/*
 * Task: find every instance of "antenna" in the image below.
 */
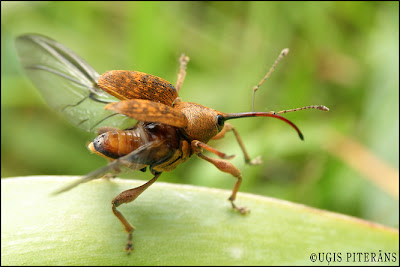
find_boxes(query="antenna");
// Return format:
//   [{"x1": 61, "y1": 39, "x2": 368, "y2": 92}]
[
  {"x1": 273, "y1": 105, "x2": 329, "y2": 114},
  {"x1": 176, "y1": 54, "x2": 189, "y2": 93},
  {"x1": 252, "y1": 48, "x2": 289, "y2": 112}
]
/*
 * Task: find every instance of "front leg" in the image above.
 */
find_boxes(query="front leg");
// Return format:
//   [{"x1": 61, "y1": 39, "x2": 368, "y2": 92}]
[
  {"x1": 191, "y1": 140, "x2": 235, "y2": 160},
  {"x1": 192, "y1": 140, "x2": 249, "y2": 214},
  {"x1": 212, "y1": 123, "x2": 262, "y2": 165}
]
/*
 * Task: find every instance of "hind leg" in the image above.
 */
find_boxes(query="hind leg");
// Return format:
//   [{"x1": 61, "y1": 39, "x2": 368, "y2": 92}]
[{"x1": 112, "y1": 172, "x2": 161, "y2": 254}]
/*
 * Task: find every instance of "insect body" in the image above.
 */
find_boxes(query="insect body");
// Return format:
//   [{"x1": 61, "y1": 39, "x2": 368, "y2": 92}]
[{"x1": 16, "y1": 34, "x2": 329, "y2": 254}]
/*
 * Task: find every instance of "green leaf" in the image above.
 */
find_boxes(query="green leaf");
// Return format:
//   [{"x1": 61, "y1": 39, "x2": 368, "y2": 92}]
[{"x1": 1, "y1": 176, "x2": 398, "y2": 265}]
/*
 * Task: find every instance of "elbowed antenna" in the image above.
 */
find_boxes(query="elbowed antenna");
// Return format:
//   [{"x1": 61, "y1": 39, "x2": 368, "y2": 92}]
[
  {"x1": 274, "y1": 105, "x2": 329, "y2": 114},
  {"x1": 223, "y1": 105, "x2": 329, "y2": 141},
  {"x1": 252, "y1": 48, "x2": 290, "y2": 112}
]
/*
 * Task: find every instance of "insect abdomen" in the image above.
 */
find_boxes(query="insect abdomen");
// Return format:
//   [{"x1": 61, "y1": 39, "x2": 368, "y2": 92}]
[
  {"x1": 89, "y1": 122, "x2": 192, "y2": 173},
  {"x1": 89, "y1": 129, "x2": 143, "y2": 159}
]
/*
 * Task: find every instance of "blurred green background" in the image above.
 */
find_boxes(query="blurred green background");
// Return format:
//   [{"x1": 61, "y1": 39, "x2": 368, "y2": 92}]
[{"x1": 2, "y1": 1, "x2": 398, "y2": 228}]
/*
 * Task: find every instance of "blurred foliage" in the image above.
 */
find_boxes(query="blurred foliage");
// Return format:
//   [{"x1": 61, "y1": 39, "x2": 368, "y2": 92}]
[{"x1": 1, "y1": 1, "x2": 398, "y2": 229}]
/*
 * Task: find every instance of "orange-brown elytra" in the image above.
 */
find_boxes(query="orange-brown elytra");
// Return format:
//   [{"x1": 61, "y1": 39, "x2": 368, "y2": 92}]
[{"x1": 16, "y1": 34, "x2": 329, "y2": 254}]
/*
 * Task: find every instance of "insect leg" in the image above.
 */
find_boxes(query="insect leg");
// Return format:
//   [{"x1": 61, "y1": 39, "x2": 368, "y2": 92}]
[
  {"x1": 112, "y1": 172, "x2": 161, "y2": 254},
  {"x1": 193, "y1": 143, "x2": 248, "y2": 215},
  {"x1": 211, "y1": 123, "x2": 262, "y2": 165},
  {"x1": 192, "y1": 140, "x2": 235, "y2": 160},
  {"x1": 175, "y1": 54, "x2": 190, "y2": 93}
]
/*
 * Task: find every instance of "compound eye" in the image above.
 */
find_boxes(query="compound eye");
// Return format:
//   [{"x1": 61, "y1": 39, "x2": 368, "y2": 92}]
[{"x1": 216, "y1": 115, "x2": 225, "y2": 129}]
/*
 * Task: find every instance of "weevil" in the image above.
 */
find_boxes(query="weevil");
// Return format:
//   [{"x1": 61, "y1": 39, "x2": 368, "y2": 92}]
[{"x1": 16, "y1": 34, "x2": 329, "y2": 253}]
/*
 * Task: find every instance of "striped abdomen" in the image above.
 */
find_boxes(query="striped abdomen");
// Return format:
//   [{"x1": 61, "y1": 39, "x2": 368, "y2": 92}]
[
  {"x1": 89, "y1": 128, "x2": 145, "y2": 160},
  {"x1": 88, "y1": 122, "x2": 191, "y2": 172}
]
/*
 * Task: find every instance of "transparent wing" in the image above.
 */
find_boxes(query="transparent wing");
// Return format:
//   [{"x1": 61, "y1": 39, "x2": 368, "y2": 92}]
[
  {"x1": 15, "y1": 34, "x2": 134, "y2": 132},
  {"x1": 52, "y1": 140, "x2": 163, "y2": 195}
]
